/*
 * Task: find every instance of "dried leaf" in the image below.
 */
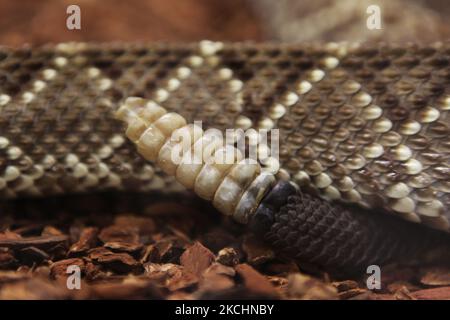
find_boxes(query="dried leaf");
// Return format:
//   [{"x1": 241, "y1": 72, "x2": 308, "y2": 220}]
[
  {"x1": 114, "y1": 215, "x2": 156, "y2": 235},
  {"x1": 104, "y1": 241, "x2": 143, "y2": 254},
  {"x1": 216, "y1": 247, "x2": 239, "y2": 266},
  {"x1": 180, "y1": 242, "x2": 215, "y2": 276},
  {"x1": 393, "y1": 286, "x2": 416, "y2": 300},
  {"x1": 333, "y1": 280, "x2": 359, "y2": 292},
  {"x1": 89, "y1": 277, "x2": 163, "y2": 299},
  {"x1": 50, "y1": 258, "x2": 85, "y2": 279},
  {"x1": 0, "y1": 271, "x2": 31, "y2": 285},
  {"x1": 0, "y1": 278, "x2": 73, "y2": 299},
  {"x1": 166, "y1": 269, "x2": 199, "y2": 292},
  {"x1": 140, "y1": 244, "x2": 160, "y2": 264},
  {"x1": 387, "y1": 281, "x2": 421, "y2": 293},
  {"x1": 84, "y1": 261, "x2": 102, "y2": 281},
  {"x1": 332, "y1": 281, "x2": 367, "y2": 300},
  {"x1": 16, "y1": 246, "x2": 50, "y2": 265},
  {"x1": 339, "y1": 288, "x2": 368, "y2": 299},
  {"x1": 88, "y1": 247, "x2": 113, "y2": 260},
  {"x1": 95, "y1": 252, "x2": 141, "y2": 274},
  {"x1": 155, "y1": 238, "x2": 184, "y2": 263},
  {"x1": 1, "y1": 193, "x2": 449, "y2": 300},
  {"x1": 420, "y1": 267, "x2": 450, "y2": 286},
  {"x1": 204, "y1": 263, "x2": 235, "y2": 278},
  {"x1": 98, "y1": 225, "x2": 139, "y2": 244},
  {"x1": 69, "y1": 227, "x2": 98, "y2": 255},
  {"x1": 144, "y1": 263, "x2": 198, "y2": 291},
  {"x1": 41, "y1": 226, "x2": 64, "y2": 236},
  {"x1": 235, "y1": 263, "x2": 278, "y2": 298},
  {"x1": 0, "y1": 248, "x2": 17, "y2": 269},
  {"x1": 198, "y1": 272, "x2": 234, "y2": 293},
  {"x1": 0, "y1": 230, "x2": 21, "y2": 240},
  {"x1": 0, "y1": 235, "x2": 68, "y2": 249},
  {"x1": 411, "y1": 286, "x2": 450, "y2": 300},
  {"x1": 287, "y1": 273, "x2": 338, "y2": 300}
]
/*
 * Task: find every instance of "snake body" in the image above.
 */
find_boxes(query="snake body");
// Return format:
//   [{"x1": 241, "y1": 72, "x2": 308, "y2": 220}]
[{"x1": 0, "y1": 41, "x2": 449, "y2": 272}]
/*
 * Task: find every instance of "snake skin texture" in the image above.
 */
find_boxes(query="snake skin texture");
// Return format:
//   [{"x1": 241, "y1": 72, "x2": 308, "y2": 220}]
[
  {"x1": 260, "y1": 183, "x2": 443, "y2": 274},
  {"x1": 0, "y1": 41, "x2": 449, "y2": 234}
]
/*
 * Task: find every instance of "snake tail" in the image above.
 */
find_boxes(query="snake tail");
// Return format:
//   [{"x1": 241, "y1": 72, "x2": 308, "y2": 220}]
[
  {"x1": 252, "y1": 180, "x2": 448, "y2": 274},
  {"x1": 117, "y1": 96, "x2": 449, "y2": 274}
]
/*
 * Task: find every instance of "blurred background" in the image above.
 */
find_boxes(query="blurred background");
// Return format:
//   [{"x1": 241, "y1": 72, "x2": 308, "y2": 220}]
[{"x1": 0, "y1": 0, "x2": 449, "y2": 46}]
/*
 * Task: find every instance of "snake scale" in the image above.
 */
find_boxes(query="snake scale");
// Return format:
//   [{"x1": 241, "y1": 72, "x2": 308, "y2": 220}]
[{"x1": 0, "y1": 41, "x2": 449, "y2": 274}]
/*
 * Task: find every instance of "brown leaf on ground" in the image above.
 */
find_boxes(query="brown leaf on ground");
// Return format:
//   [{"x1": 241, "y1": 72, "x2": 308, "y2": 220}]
[
  {"x1": 165, "y1": 266, "x2": 199, "y2": 291},
  {"x1": 204, "y1": 263, "x2": 236, "y2": 278},
  {"x1": 0, "y1": 270, "x2": 31, "y2": 285},
  {"x1": 88, "y1": 247, "x2": 114, "y2": 260},
  {"x1": 216, "y1": 247, "x2": 239, "y2": 266},
  {"x1": 114, "y1": 215, "x2": 156, "y2": 236},
  {"x1": 0, "y1": 193, "x2": 449, "y2": 300},
  {"x1": 144, "y1": 263, "x2": 199, "y2": 292},
  {"x1": 50, "y1": 258, "x2": 85, "y2": 279},
  {"x1": 267, "y1": 275, "x2": 289, "y2": 294},
  {"x1": 41, "y1": 226, "x2": 64, "y2": 236},
  {"x1": 0, "y1": 230, "x2": 21, "y2": 240},
  {"x1": 104, "y1": 241, "x2": 143, "y2": 254},
  {"x1": 387, "y1": 281, "x2": 421, "y2": 293},
  {"x1": 393, "y1": 286, "x2": 416, "y2": 300},
  {"x1": 420, "y1": 267, "x2": 450, "y2": 286},
  {"x1": 140, "y1": 244, "x2": 161, "y2": 264},
  {"x1": 89, "y1": 277, "x2": 163, "y2": 299},
  {"x1": 287, "y1": 273, "x2": 338, "y2": 300},
  {"x1": 84, "y1": 261, "x2": 103, "y2": 281},
  {"x1": 94, "y1": 251, "x2": 141, "y2": 274},
  {"x1": 333, "y1": 280, "x2": 359, "y2": 292},
  {"x1": 332, "y1": 280, "x2": 367, "y2": 299},
  {"x1": 69, "y1": 227, "x2": 99, "y2": 255},
  {"x1": 0, "y1": 278, "x2": 73, "y2": 300},
  {"x1": 16, "y1": 246, "x2": 49, "y2": 265},
  {"x1": 339, "y1": 288, "x2": 368, "y2": 300},
  {"x1": 411, "y1": 286, "x2": 450, "y2": 300},
  {"x1": 98, "y1": 225, "x2": 139, "y2": 244},
  {"x1": 154, "y1": 238, "x2": 185, "y2": 263},
  {"x1": 235, "y1": 263, "x2": 278, "y2": 298},
  {"x1": 180, "y1": 242, "x2": 215, "y2": 277},
  {"x1": 0, "y1": 235, "x2": 68, "y2": 250},
  {"x1": 198, "y1": 263, "x2": 235, "y2": 293},
  {"x1": 0, "y1": 248, "x2": 17, "y2": 269}
]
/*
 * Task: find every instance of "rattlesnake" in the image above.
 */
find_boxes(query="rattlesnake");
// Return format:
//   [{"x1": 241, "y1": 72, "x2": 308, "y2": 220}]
[{"x1": 0, "y1": 41, "x2": 449, "y2": 273}]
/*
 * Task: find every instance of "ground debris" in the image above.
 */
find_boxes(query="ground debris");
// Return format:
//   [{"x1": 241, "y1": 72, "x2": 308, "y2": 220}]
[
  {"x1": 180, "y1": 242, "x2": 215, "y2": 277},
  {"x1": 235, "y1": 263, "x2": 279, "y2": 298},
  {"x1": 69, "y1": 227, "x2": 99, "y2": 255},
  {"x1": 287, "y1": 273, "x2": 338, "y2": 300},
  {"x1": 98, "y1": 225, "x2": 139, "y2": 244},
  {"x1": 420, "y1": 267, "x2": 450, "y2": 286},
  {"x1": 50, "y1": 258, "x2": 85, "y2": 279},
  {"x1": 216, "y1": 247, "x2": 239, "y2": 266},
  {"x1": 332, "y1": 280, "x2": 367, "y2": 299},
  {"x1": 0, "y1": 234, "x2": 68, "y2": 249},
  {"x1": 0, "y1": 194, "x2": 449, "y2": 300},
  {"x1": 411, "y1": 286, "x2": 450, "y2": 300}
]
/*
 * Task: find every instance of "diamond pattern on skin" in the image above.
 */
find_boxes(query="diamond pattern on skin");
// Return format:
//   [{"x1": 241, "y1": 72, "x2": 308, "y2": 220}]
[{"x1": 0, "y1": 42, "x2": 448, "y2": 231}]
